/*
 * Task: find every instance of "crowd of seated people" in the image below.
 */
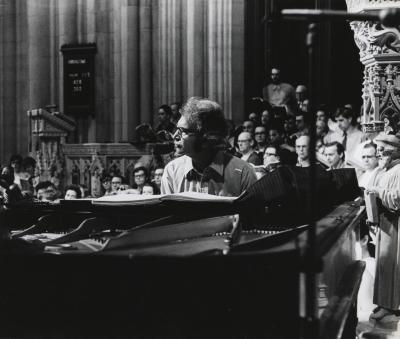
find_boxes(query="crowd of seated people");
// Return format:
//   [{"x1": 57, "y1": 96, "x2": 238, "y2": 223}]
[{"x1": 1, "y1": 67, "x2": 400, "y2": 205}]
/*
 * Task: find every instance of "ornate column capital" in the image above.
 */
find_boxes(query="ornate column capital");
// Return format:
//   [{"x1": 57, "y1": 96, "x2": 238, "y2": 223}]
[
  {"x1": 346, "y1": 0, "x2": 400, "y2": 134},
  {"x1": 346, "y1": 0, "x2": 400, "y2": 13}
]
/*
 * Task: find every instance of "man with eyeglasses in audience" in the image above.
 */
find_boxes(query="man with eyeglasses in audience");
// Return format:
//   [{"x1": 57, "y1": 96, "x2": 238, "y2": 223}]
[
  {"x1": 366, "y1": 134, "x2": 400, "y2": 325},
  {"x1": 358, "y1": 142, "x2": 380, "y2": 189},
  {"x1": 161, "y1": 97, "x2": 256, "y2": 196},
  {"x1": 133, "y1": 167, "x2": 147, "y2": 193},
  {"x1": 237, "y1": 132, "x2": 262, "y2": 166},
  {"x1": 152, "y1": 167, "x2": 164, "y2": 190},
  {"x1": 111, "y1": 175, "x2": 123, "y2": 194},
  {"x1": 254, "y1": 126, "x2": 267, "y2": 156}
]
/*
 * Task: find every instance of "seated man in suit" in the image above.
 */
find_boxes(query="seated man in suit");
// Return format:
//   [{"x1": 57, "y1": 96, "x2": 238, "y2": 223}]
[
  {"x1": 237, "y1": 132, "x2": 262, "y2": 166},
  {"x1": 161, "y1": 97, "x2": 257, "y2": 196}
]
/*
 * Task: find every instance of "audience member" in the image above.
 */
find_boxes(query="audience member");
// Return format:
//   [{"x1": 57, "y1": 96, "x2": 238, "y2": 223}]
[
  {"x1": 35, "y1": 181, "x2": 58, "y2": 202},
  {"x1": 248, "y1": 112, "x2": 259, "y2": 126},
  {"x1": 237, "y1": 132, "x2": 262, "y2": 166},
  {"x1": 152, "y1": 167, "x2": 164, "y2": 189},
  {"x1": 295, "y1": 85, "x2": 309, "y2": 113},
  {"x1": 293, "y1": 112, "x2": 309, "y2": 139},
  {"x1": 170, "y1": 102, "x2": 182, "y2": 124},
  {"x1": 154, "y1": 104, "x2": 176, "y2": 134},
  {"x1": 358, "y1": 142, "x2": 380, "y2": 189},
  {"x1": 261, "y1": 109, "x2": 273, "y2": 129},
  {"x1": 101, "y1": 174, "x2": 113, "y2": 196},
  {"x1": 316, "y1": 120, "x2": 338, "y2": 145},
  {"x1": 263, "y1": 145, "x2": 283, "y2": 172},
  {"x1": 262, "y1": 68, "x2": 296, "y2": 114},
  {"x1": 64, "y1": 185, "x2": 82, "y2": 200},
  {"x1": 133, "y1": 166, "x2": 148, "y2": 193},
  {"x1": 282, "y1": 116, "x2": 296, "y2": 146},
  {"x1": 295, "y1": 135, "x2": 311, "y2": 167},
  {"x1": 242, "y1": 120, "x2": 255, "y2": 134},
  {"x1": 142, "y1": 182, "x2": 160, "y2": 195},
  {"x1": 254, "y1": 126, "x2": 267, "y2": 155},
  {"x1": 324, "y1": 141, "x2": 346, "y2": 170},
  {"x1": 334, "y1": 106, "x2": 364, "y2": 156},
  {"x1": 111, "y1": 175, "x2": 123, "y2": 193},
  {"x1": 316, "y1": 108, "x2": 327, "y2": 123}
]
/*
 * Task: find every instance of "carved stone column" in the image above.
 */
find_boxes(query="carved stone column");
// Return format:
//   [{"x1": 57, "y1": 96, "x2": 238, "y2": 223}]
[
  {"x1": 347, "y1": 0, "x2": 400, "y2": 135},
  {"x1": 27, "y1": 108, "x2": 75, "y2": 192}
]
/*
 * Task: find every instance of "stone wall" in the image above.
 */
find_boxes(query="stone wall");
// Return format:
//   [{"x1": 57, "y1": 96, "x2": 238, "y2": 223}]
[{"x1": 0, "y1": 0, "x2": 245, "y2": 164}]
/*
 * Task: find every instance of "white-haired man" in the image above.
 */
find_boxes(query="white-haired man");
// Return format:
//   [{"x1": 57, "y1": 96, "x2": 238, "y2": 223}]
[{"x1": 368, "y1": 134, "x2": 400, "y2": 325}]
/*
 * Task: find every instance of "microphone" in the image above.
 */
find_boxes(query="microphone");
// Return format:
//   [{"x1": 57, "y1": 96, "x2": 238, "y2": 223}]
[
  {"x1": 281, "y1": 8, "x2": 400, "y2": 27},
  {"x1": 280, "y1": 9, "x2": 380, "y2": 22}
]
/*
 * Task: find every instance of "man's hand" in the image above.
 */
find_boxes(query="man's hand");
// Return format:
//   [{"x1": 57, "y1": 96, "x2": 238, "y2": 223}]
[{"x1": 369, "y1": 223, "x2": 378, "y2": 245}]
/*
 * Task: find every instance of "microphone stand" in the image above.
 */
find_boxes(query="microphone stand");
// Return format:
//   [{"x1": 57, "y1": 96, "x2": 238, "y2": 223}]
[{"x1": 304, "y1": 21, "x2": 318, "y2": 339}]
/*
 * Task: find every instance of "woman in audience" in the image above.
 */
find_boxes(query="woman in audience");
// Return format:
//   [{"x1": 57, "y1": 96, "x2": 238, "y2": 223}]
[
  {"x1": 101, "y1": 174, "x2": 113, "y2": 196},
  {"x1": 64, "y1": 185, "x2": 82, "y2": 200},
  {"x1": 142, "y1": 182, "x2": 160, "y2": 195}
]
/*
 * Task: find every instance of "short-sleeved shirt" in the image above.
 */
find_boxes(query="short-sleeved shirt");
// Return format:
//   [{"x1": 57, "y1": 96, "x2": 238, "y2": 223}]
[
  {"x1": 160, "y1": 151, "x2": 257, "y2": 197},
  {"x1": 263, "y1": 83, "x2": 296, "y2": 107}
]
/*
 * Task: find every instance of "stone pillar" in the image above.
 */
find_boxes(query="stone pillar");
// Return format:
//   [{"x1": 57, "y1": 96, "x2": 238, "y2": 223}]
[
  {"x1": 347, "y1": 0, "x2": 400, "y2": 135},
  {"x1": 27, "y1": 0, "x2": 51, "y2": 109},
  {"x1": 158, "y1": 0, "x2": 184, "y2": 107},
  {"x1": 139, "y1": 0, "x2": 154, "y2": 124},
  {"x1": 207, "y1": 0, "x2": 245, "y2": 121},
  {"x1": 186, "y1": 0, "x2": 206, "y2": 98},
  {"x1": 0, "y1": 0, "x2": 17, "y2": 163}
]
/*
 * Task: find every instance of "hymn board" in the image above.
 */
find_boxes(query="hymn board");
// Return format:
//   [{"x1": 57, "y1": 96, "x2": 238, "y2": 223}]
[{"x1": 61, "y1": 44, "x2": 97, "y2": 116}]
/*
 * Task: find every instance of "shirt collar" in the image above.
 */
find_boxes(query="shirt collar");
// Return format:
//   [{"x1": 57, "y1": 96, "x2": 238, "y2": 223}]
[{"x1": 183, "y1": 151, "x2": 225, "y2": 178}]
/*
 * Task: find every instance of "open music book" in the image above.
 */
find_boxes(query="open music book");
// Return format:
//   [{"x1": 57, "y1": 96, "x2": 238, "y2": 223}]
[{"x1": 92, "y1": 191, "x2": 237, "y2": 206}]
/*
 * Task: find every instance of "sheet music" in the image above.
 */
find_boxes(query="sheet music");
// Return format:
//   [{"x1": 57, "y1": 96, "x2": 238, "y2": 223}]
[{"x1": 92, "y1": 191, "x2": 236, "y2": 206}]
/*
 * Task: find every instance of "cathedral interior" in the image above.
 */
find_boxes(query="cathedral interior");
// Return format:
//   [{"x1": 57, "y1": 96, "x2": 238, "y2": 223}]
[{"x1": 1, "y1": 0, "x2": 400, "y2": 338}]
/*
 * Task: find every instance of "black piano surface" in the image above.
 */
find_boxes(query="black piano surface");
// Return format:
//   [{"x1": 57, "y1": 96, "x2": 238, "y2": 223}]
[{"x1": 0, "y1": 197, "x2": 364, "y2": 339}]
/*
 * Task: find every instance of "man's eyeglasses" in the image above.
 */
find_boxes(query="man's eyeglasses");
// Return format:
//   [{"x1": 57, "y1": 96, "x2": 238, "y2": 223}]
[
  {"x1": 255, "y1": 132, "x2": 266, "y2": 135},
  {"x1": 265, "y1": 152, "x2": 276, "y2": 156},
  {"x1": 381, "y1": 150, "x2": 395, "y2": 157},
  {"x1": 175, "y1": 127, "x2": 197, "y2": 138},
  {"x1": 134, "y1": 174, "x2": 145, "y2": 178},
  {"x1": 237, "y1": 139, "x2": 251, "y2": 143},
  {"x1": 361, "y1": 155, "x2": 376, "y2": 159}
]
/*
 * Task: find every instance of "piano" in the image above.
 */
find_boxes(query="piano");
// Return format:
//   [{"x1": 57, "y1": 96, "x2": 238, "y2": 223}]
[{"x1": 0, "y1": 167, "x2": 366, "y2": 338}]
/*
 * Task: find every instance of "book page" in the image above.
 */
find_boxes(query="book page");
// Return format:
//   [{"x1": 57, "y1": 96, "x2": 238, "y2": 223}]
[
  {"x1": 162, "y1": 191, "x2": 237, "y2": 202},
  {"x1": 92, "y1": 193, "x2": 164, "y2": 205},
  {"x1": 92, "y1": 191, "x2": 237, "y2": 206}
]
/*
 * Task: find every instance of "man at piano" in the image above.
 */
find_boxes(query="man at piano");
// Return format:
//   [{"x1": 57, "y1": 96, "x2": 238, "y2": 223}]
[{"x1": 161, "y1": 97, "x2": 257, "y2": 197}]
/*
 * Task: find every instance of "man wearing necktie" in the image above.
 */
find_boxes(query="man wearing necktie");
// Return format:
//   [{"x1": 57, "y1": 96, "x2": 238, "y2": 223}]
[
  {"x1": 333, "y1": 106, "x2": 364, "y2": 158},
  {"x1": 161, "y1": 97, "x2": 257, "y2": 197}
]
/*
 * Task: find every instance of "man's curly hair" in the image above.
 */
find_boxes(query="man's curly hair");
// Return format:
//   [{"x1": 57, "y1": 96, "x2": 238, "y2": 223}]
[{"x1": 181, "y1": 97, "x2": 228, "y2": 138}]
